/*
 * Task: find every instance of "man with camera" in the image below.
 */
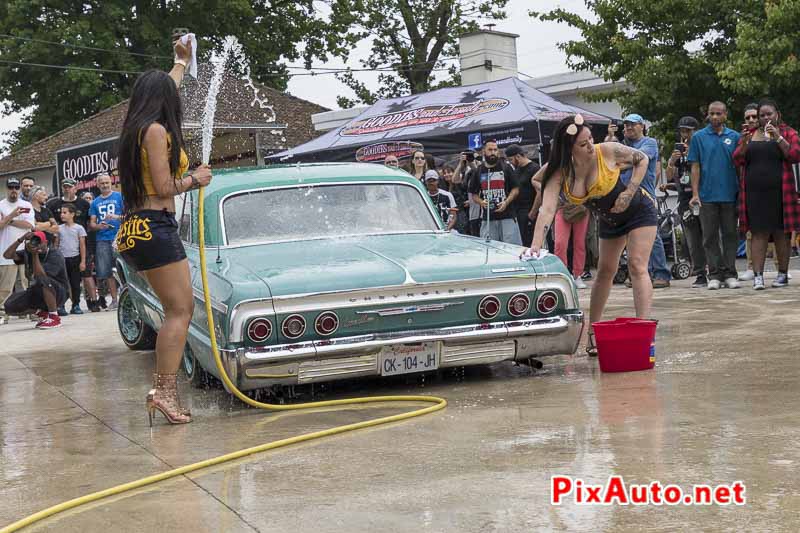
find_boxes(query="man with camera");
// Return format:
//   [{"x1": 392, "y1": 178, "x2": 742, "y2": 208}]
[
  {"x1": 0, "y1": 177, "x2": 36, "y2": 325},
  {"x1": 621, "y1": 113, "x2": 672, "y2": 288},
  {"x1": 664, "y1": 116, "x2": 707, "y2": 288},
  {"x1": 2, "y1": 230, "x2": 69, "y2": 329}
]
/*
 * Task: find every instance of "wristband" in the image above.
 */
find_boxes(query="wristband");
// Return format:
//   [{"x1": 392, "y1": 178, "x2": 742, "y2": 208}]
[
  {"x1": 190, "y1": 173, "x2": 199, "y2": 189},
  {"x1": 778, "y1": 136, "x2": 786, "y2": 144},
  {"x1": 174, "y1": 58, "x2": 188, "y2": 68}
]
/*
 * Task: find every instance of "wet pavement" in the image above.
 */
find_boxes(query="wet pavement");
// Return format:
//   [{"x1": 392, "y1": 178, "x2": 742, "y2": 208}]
[{"x1": 2, "y1": 263, "x2": 799, "y2": 532}]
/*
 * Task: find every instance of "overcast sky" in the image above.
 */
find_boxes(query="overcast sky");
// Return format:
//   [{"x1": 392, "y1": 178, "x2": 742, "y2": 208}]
[{"x1": 0, "y1": 0, "x2": 589, "y2": 154}]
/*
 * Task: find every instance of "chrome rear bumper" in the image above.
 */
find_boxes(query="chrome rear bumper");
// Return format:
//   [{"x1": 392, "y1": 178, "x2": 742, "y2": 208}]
[{"x1": 220, "y1": 313, "x2": 583, "y2": 390}]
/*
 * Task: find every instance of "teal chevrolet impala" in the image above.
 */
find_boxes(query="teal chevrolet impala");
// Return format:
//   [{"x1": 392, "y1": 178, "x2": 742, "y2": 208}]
[{"x1": 115, "y1": 163, "x2": 584, "y2": 391}]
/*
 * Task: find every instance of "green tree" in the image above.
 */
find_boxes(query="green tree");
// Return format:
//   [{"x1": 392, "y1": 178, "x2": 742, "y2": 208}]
[
  {"x1": 0, "y1": 0, "x2": 357, "y2": 151},
  {"x1": 719, "y1": 0, "x2": 800, "y2": 121},
  {"x1": 531, "y1": 0, "x2": 766, "y2": 144},
  {"x1": 334, "y1": 0, "x2": 509, "y2": 108}
]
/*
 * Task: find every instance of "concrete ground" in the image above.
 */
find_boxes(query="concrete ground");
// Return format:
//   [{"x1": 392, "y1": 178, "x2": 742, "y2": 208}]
[{"x1": 2, "y1": 261, "x2": 799, "y2": 532}]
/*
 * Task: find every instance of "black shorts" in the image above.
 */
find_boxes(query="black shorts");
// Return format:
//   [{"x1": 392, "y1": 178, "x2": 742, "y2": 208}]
[
  {"x1": 117, "y1": 209, "x2": 187, "y2": 272},
  {"x1": 4, "y1": 279, "x2": 67, "y2": 315},
  {"x1": 584, "y1": 182, "x2": 658, "y2": 240}
]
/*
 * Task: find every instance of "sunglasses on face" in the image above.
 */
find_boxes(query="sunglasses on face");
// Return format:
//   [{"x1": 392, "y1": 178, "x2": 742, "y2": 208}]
[
  {"x1": 7, "y1": 184, "x2": 20, "y2": 190},
  {"x1": 386, "y1": 161, "x2": 399, "y2": 166}
]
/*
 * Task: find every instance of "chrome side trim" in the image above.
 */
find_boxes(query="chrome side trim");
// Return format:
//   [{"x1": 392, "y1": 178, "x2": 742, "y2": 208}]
[
  {"x1": 191, "y1": 287, "x2": 228, "y2": 314},
  {"x1": 533, "y1": 272, "x2": 580, "y2": 309}
]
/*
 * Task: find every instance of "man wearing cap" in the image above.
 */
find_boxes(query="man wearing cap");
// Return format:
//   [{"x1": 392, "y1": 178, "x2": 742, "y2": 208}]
[
  {"x1": 505, "y1": 144, "x2": 540, "y2": 247},
  {"x1": 664, "y1": 116, "x2": 707, "y2": 287},
  {"x1": 2, "y1": 230, "x2": 69, "y2": 329},
  {"x1": 467, "y1": 139, "x2": 522, "y2": 244},
  {"x1": 620, "y1": 113, "x2": 672, "y2": 288},
  {"x1": 688, "y1": 101, "x2": 741, "y2": 290},
  {"x1": 425, "y1": 170, "x2": 457, "y2": 231},
  {"x1": 48, "y1": 178, "x2": 99, "y2": 311},
  {"x1": 0, "y1": 177, "x2": 36, "y2": 325}
]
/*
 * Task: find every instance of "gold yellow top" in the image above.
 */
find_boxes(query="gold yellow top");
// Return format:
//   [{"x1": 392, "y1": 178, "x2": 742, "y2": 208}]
[
  {"x1": 141, "y1": 133, "x2": 189, "y2": 196},
  {"x1": 562, "y1": 146, "x2": 620, "y2": 205}
]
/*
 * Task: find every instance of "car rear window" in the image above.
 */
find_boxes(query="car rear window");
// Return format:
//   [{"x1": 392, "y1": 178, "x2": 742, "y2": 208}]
[{"x1": 222, "y1": 182, "x2": 440, "y2": 245}]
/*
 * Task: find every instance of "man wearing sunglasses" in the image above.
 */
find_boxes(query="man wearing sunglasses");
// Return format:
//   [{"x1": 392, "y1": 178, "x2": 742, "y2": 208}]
[{"x1": 0, "y1": 177, "x2": 36, "y2": 325}]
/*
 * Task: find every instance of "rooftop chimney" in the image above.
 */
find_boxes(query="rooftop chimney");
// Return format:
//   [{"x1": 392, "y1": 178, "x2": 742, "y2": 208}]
[{"x1": 459, "y1": 27, "x2": 519, "y2": 85}]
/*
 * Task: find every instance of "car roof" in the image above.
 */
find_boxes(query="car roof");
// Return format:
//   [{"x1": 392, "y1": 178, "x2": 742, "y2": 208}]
[{"x1": 204, "y1": 163, "x2": 422, "y2": 198}]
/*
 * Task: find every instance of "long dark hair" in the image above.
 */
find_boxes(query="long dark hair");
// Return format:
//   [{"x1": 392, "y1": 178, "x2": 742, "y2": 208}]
[
  {"x1": 541, "y1": 116, "x2": 590, "y2": 189},
  {"x1": 118, "y1": 69, "x2": 185, "y2": 212}
]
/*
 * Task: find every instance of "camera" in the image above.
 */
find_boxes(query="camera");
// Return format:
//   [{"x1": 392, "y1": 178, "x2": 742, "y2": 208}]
[
  {"x1": 28, "y1": 234, "x2": 43, "y2": 246},
  {"x1": 463, "y1": 151, "x2": 475, "y2": 162},
  {"x1": 673, "y1": 143, "x2": 685, "y2": 153}
]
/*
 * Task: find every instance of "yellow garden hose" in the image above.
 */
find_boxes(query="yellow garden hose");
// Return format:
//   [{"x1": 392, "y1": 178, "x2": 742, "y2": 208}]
[{"x1": 2, "y1": 186, "x2": 446, "y2": 533}]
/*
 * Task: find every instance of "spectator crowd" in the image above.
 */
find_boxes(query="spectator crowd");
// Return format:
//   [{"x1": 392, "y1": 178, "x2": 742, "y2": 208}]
[
  {"x1": 1, "y1": 172, "x2": 123, "y2": 329},
  {"x1": 1, "y1": 99, "x2": 799, "y2": 331},
  {"x1": 384, "y1": 98, "x2": 799, "y2": 292}
]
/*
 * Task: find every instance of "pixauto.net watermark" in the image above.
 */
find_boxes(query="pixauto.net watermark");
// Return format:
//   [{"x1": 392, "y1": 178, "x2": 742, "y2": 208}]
[{"x1": 551, "y1": 476, "x2": 746, "y2": 506}]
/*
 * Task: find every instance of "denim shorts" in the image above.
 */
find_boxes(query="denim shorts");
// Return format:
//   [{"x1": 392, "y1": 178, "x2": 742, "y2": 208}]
[{"x1": 94, "y1": 240, "x2": 115, "y2": 278}]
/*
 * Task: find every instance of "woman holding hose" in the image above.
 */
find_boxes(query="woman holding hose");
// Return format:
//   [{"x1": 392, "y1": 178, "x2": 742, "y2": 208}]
[
  {"x1": 116, "y1": 36, "x2": 212, "y2": 425},
  {"x1": 524, "y1": 115, "x2": 656, "y2": 355}
]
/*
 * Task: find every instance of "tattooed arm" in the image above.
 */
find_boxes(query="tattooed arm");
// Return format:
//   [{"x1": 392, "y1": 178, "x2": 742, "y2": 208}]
[
  {"x1": 600, "y1": 142, "x2": 650, "y2": 213},
  {"x1": 529, "y1": 169, "x2": 563, "y2": 253}
]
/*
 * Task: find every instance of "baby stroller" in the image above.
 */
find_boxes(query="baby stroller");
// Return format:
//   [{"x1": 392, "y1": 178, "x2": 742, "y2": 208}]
[
  {"x1": 613, "y1": 191, "x2": 691, "y2": 284},
  {"x1": 657, "y1": 191, "x2": 692, "y2": 280}
]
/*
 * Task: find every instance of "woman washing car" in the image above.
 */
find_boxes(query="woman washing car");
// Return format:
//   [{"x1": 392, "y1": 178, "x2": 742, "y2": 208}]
[
  {"x1": 524, "y1": 115, "x2": 657, "y2": 355},
  {"x1": 116, "y1": 34, "x2": 212, "y2": 425}
]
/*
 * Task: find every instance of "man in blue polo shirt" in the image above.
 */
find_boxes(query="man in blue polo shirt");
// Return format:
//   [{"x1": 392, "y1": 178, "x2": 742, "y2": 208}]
[
  {"x1": 620, "y1": 113, "x2": 671, "y2": 288},
  {"x1": 688, "y1": 101, "x2": 741, "y2": 290}
]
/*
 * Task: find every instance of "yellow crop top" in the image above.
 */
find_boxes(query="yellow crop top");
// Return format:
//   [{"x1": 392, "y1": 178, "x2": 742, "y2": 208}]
[
  {"x1": 562, "y1": 146, "x2": 620, "y2": 205},
  {"x1": 140, "y1": 132, "x2": 189, "y2": 196}
]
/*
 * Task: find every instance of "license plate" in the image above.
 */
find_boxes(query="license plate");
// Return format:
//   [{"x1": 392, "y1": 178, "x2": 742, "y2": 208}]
[{"x1": 380, "y1": 342, "x2": 439, "y2": 376}]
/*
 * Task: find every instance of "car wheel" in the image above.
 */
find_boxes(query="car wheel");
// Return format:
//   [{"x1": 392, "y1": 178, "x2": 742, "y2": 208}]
[
  {"x1": 613, "y1": 268, "x2": 628, "y2": 285},
  {"x1": 117, "y1": 287, "x2": 157, "y2": 350},
  {"x1": 182, "y1": 343, "x2": 212, "y2": 387},
  {"x1": 671, "y1": 262, "x2": 692, "y2": 280}
]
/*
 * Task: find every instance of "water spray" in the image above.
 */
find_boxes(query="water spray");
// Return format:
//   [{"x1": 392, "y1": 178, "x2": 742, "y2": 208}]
[{"x1": 1, "y1": 36, "x2": 447, "y2": 533}]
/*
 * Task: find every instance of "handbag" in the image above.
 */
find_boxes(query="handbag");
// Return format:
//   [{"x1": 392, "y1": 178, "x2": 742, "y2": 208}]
[{"x1": 561, "y1": 202, "x2": 588, "y2": 224}]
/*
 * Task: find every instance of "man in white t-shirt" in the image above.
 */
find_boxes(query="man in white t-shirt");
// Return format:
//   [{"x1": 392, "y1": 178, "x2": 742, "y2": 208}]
[{"x1": 0, "y1": 177, "x2": 36, "y2": 324}]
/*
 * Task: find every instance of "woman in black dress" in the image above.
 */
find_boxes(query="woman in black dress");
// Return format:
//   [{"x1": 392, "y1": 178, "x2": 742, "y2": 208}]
[{"x1": 733, "y1": 99, "x2": 800, "y2": 290}]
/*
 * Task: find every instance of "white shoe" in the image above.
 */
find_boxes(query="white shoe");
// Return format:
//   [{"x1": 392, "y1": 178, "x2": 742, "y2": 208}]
[
  {"x1": 707, "y1": 279, "x2": 721, "y2": 290},
  {"x1": 724, "y1": 277, "x2": 741, "y2": 289},
  {"x1": 574, "y1": 276, "x2": 587, "y2": 289},
  {"x1": 753, "y1": 274, "x2": 765, "y2": 290},
  {"x1": 738, "y1": 270, "x2": 754, "y2": 281}
]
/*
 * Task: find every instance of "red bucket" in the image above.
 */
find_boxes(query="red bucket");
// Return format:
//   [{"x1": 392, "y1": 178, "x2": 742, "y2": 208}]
[{"x1": 592, "y1": 317, "x2": 657, "y2": 373}]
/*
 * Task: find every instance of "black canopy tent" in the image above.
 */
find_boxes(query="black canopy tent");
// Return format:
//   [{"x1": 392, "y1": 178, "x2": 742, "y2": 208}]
[{"x1": 269, "y1": 77, "x2": 616, "y2": 164}]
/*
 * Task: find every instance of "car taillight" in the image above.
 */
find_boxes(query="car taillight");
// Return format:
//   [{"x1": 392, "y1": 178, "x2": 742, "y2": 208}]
[
  {"x1": 281, "y1": 314, "x2": 306, "y2": 339},
  {"x1": 247, "y1": 318, "x2": 272, "y2": 342},
  {"x1": 315, "y1": 311, "x2": 339, "y2": 336},
  {"x1": 536, "y1": 291, "x2": 558, "y2": 314},
  {"x1": 507, "y1": 293, "x2": 531, "y2": 317},
  {"x1": 478, "y1": 295, "x2": 501, "y2": 320}
]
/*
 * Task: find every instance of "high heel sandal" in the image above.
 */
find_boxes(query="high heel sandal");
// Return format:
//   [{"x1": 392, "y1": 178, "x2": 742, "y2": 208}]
[
  {"x1": 146, "y1": 373, "x2": 192, "y2": 426},
  {"x1": 586, "y1": 329, "x2": 598, "y2": 357}
]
